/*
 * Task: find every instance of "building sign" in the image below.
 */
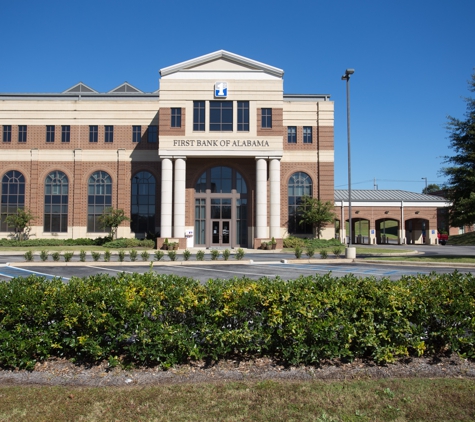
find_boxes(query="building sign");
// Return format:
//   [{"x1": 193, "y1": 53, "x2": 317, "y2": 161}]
[
  {"x1": 215, "y1": 82, "x2": 227, "y2": 98},
  {"x1": 173, "y1": 139, "x2": 270, "y2": 148}
]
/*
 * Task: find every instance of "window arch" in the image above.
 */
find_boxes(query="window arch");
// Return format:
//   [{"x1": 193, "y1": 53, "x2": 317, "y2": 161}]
[
  {"x1": 195, "y1": 166, "x2": 247, "y2": 194},
  {"x1": 131, "y1": 171, "x2": 156, "y2": 235},
  {"x1": 288, "y1": 171, "x2": 313, "y2": 234},
  {"x1": 1, "y1": 170, "x2": 25, "y2": 232},
  {"x1": 87, "y1": 171, "x2": 112, "y2": 232},
  {"x1": 44, "y1": 171, "x2": 68, "y2": 232}
]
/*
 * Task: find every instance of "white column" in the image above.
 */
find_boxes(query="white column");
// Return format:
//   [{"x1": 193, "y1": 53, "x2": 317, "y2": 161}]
[
  {"x1": 160, "y1": 158, "x2": 173, "y2": 238},
  {"x1": 256, "y1": 158, "x2": 268, "y2": 239},
  {"x1": 173, "y1": 157, "x2": 186, "y2": 238},
  {"x1": 269, "y1": 158, "x2": 281, "y2": 239}
]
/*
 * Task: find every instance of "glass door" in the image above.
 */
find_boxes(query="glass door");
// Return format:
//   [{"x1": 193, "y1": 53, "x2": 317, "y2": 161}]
[{"x1": 212, "y1": 220, "x2": 230, "y2": 245}]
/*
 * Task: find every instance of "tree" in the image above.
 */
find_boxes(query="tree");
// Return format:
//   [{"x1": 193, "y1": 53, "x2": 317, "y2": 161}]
[
  {"x1": 422, "y1": 184, "x2": 441, "y2": 194},
  {"x1": 98, "y1": 207, "x2": 131, "y2": 239},
  {"x1": 297, "y1": 196, "x2": 336, "y2": 239},
  {"x1": 4, "y1": 208, "x2": 35, "y2": 241},
  {"x1": 442, "y1": 69, "x2": 475, "y2": 227}
]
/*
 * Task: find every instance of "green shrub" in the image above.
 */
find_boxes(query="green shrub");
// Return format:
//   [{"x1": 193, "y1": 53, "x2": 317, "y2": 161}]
[
  {"x1": 211, "y1": 250, "x2": 220, "y2": 260},
  {"x1": 79, "y1": 250, "x2": 86, "y2": 262},
  {"x1": 52, "y1": 252, "x2": 60, "y2": 262},
  {"x1": 183, "y1": 250, "x2": 191, "y2": 261},
  {"x1": 306, "y1": 246, "x2": 315, "y2": 258},
  {"x1": 196, "y1": 250, "x2": 205, "y2": 261},
  {"x1": 319, "y1": 249, "x2": 328, "y2": 259},
  {"x1": 24, "y1": 251, "x2": 33, "y2": 261},
  {"x1": 103, "y1": 238, "x2": 155, "y2": 249},
  {"x1": 40, "y1": 250, "x2": 49, "y2": 262},
  {"x1": 91, "y1": 252, "x2": 101, "y2": 262},
  {"x1": 283, "y1": 236, "x2": 305, "y2": 249},
  {"x1": 332, "y1": 245, "x2": 343, "y2": 258},
  {"x1": 104, "y1": 250, "x2": 111, "y2": 262},
  {"x1": 118, "y1": 250, "x2": 125, "y2": 262},
  {"x1": 294, "y1": 246, "x2": 302, "y2": 259},
  {"x1": 141, "y1": 251, "x2": 150, "y2": 261},
  {"x1": 222, "y1": 249, "x2": 230, "y2": 261},
  {"x1": 235, "y1": 248, "x2": 245, "y2": 260},
  {"x1": 129, "y1": 250, "x2": 137, "y2": 262},
  {"x1": 63, "y1": 252, "x2": 74, "y2": 262},
  {"x1": 168, "y1": 250, "x2": 177, "y2": 261},
  {"x1": 154, "y1": 250, "x2": 164, "y2": 261}
]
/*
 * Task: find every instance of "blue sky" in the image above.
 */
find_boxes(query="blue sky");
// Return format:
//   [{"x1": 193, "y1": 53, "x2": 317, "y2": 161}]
[{"x1": 2, "y1": 0, "x2": 474, "y2": 192}]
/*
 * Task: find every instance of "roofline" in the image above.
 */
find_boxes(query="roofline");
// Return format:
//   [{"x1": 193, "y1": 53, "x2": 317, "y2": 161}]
[
  {"x1": 0, "y1": 93, "x2": 159, "y2": 100},
  {"x1": 160, "y1": 50, "x2": 284, "y2": 78},
  {"x1": 284, "y1": 94, "x2": 331, "y2": 101}
]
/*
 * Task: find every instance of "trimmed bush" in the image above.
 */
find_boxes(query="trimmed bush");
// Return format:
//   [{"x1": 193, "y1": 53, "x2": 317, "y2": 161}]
[
  {"x1": 294, "y1": 246, "x2": 302, "y2": 259},
  {"x1": 211, "y1": 250, "x2": 220, "y2": 260},
  {"x1": 222, "y1": 249, "x2": 230, "y2": 261},
  {"x1": 104, "y1": 250, "x2": 111, "y2": 262},
  {"x1": 235, "y1": 248, "x2": 245, "y2": 260},
  {"x1": 79, "y1": 250, "x2": 86, "y2": 262},
  {"x1": 40, "y1": 250, "x2": 49, "y2": 262},
  {"x1": 118, "y1": 250, "x2": 125, "y2": 262},
  {"x1": 129, "y1": 250, "x2": 137, "y2": 262},
  {"x1": 91, "y1": 252, "x2": 101, "y2": 262},
  {"x1": 24, "y1": 251, "x2": 33, "y2": 261},
  {"x1": 141, "y1": 251, "x2": 150, "y2": 261},
  {"x1": 154, "y1": 250, "x2": 164, "y2": 261},
  {"x1": 63, "y1": 252, "x2": 74, "y2": 262},
  {"x1": 168, "y1": 250, "x2": 177, "y2": 261},
  {"x1": 51, "y1": 252, "x2": 60, "y2": 262},
  {"x1": 319, "y1": 249, "x2": 328, "y2": 259},
  {"x1": 332, "y1": 245, "x2": 343, "y2": 258},
  {"x1": 306, "y1": 246, "x2": 315, "y2": 258},
  {"x1": 183, "y1": 250, "x2": 191, "y2": 261},
  {"x1": 196, "y1": 250, "x2": 205, "y2": 261}
]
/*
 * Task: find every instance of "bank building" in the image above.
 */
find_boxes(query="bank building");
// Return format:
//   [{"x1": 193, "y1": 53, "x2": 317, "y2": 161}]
[{"x1": 0, "y1": 50, "x2": 335, "y2": 248}]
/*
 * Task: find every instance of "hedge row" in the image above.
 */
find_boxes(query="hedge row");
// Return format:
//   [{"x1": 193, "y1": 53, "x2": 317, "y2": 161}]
[
  {"x1": 1, "y1": 271, "x2": 474, "y2": 370},
  {"x1": 0, "y1": 237, "x2": 154, "y2": 248}
]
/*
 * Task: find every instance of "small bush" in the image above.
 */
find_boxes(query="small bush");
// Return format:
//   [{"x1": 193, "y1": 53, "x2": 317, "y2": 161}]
[
  {"x1": 52, "y1": 252, "x2": 60, "y2": 262},
  {"x1": 154, "y1": 250, "x2": 164, "y2": 261},
  {"x1": 141, "y1": 251, "x2": 150, "y2": 261},
  {"x1": 24, "y1": 251, "x2": 33, "y2": 261},
  {"x1": 104, "y1": 250, "x2": 111, "y2": 262},
  {"x1": 211, "y1": 249, "x2": 220, "y2": 260},
  {"x1": 79, "y1": 250, "x2": 86, "y2": 262},
  {"x1": 103, "y1": 238, "x2": 154, "y2": 249},
  {"x1": 91, "y1": 252, "x2": 101, "y2": 262},
  {"x1": 332, "y1": 245, "x2": 343, "y2": 258},
  {"x1": 222, "y1": 249, "x2": 230, "y2": 261},
  {"x1": 306, "y1": 247, "x2": 315, "y2": 258},
  {"x1": 118, "y1": 250, "x2": 125, "y2": 262},
  {"x1": 168, "y1": 250, "x2": 177, "y2": 261},
  {"x1": 196, "y1": 250, "x2": 205, "y2": 261},
  {"x1": 40, "y1": 250, "x2": 49, "y2": 262},
  {"x1": 283, "y1": 236, "x2": 305, "y2": 248},
  {"x1": 235, "y1": 248, "x2": 245, "y2": 260},
  {"x1": 63, "y1": 252, "x2": 74, "y2": 262},
  {"x1": 294, "y1": 246, "x2": 302, "y2": 259},
  {"x1": 129, "y1": 250, "x2": 137, "y2": 262},
  {"x1": 320, "y1": 249, "x2": 328, "y2": 259},
  {"x1": 183, "y1": 250, "x2": 191, "y2": 261}
]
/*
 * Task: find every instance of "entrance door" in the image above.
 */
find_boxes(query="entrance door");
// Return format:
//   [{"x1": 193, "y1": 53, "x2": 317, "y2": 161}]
[{"x1": 212, "y1": 220, "x2": 230, "y2": 246}]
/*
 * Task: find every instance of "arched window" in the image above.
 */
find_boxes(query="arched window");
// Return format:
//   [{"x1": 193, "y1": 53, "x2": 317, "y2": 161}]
[
  {"x1": 288, "y1": 171, "x2": 313, "y2": 234},
  {"x1": 87, "y1": 171, "x2": 112, "y2": 232},
  {"x1": 1, "y1": 170, "x2": 25, "y2": 232},
  {"x1": 131, "y1": 171, "x2": 156, "y2": 235},
  {"x1": 44, "y1": 171, "x2": 68, "y2": 232}
]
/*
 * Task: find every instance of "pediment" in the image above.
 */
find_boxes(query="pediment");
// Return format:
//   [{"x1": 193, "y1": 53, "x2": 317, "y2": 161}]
[
  {"x1": 108, "y1": 82, "x2": 142, "y2": 93},
  {"x1": 160, "y1": 50, "x2": 283, "y2": 78},
  {"x1": 63, "y1": 82, "x2": 97, "y2": 93}
]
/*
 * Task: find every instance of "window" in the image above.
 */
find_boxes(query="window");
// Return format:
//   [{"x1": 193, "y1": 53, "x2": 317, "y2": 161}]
[
  {"x1": 171, "y1": 108, "x2": 181, "y2": 128},
  {"x1": 61, "y1": 125, "x2": 70, "y2": 143},
  {"x1": 87, "y1": 171, "x2": 112, "y2": 232},
  {"x1": 104, "y1": 126, "x2": 114, "y2": 143},
  {"x1": 18, "y1": 125, "x2": 27, "y2": 143},
  {"x1": 210, "y1": 101, "x2": 233, "y2": 131},
  {"x1": 193, "y1": 101, "x2": 205, "y2": 131},
  {"x1": 1, "y1": 170, "x2": 25, "y2": 232},
  {"x1": 44, "y1": 171, "x2": 68, "y2": 232},
  {"x1": 287, "y1": 126, "x2": 296, "y2": 144},
  {"x1": 237, "y1": 101, "x2": 249, "y2": 131},
  {"x1": 147, "y1": 125, "x2": 157, "y2": 143},
  {"x1": 131, "y1": 171, "x2": 156, "y2": 234},
  {"x1": 46, "y1": 125, "x2": 55, "y2": 143},
  {"x1": 261, "y1": 108, "x2": 272, "y2": 129},
  {"x1": 89, "y1": 125, "x2": 98, "y2": 143},
  {"x1": 2, "y1": 125, "x2": 11, "y2": 143},
  {"x1": 132, "y1": 125, "x2": 141, "y2": 143},
  {"x1": 288, "y1": 172, "x2": 313, "y2": 234},
  {"x1": 303, "y1": 126, "x2": 312, "y2": 144}
]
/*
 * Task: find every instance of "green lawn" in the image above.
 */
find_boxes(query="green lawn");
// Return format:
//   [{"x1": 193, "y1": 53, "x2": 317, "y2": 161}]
[{"x1": 1, "y1": 378, "x2": 474, "y2": 421}]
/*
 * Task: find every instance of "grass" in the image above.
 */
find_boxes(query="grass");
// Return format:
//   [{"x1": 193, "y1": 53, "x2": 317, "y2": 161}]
[
  {"x1": 0, "y1": 378, "x2": 474, "y2": 421},
  {"x1": 448, "y1": 231, "x2": 475, "y2": 246}
]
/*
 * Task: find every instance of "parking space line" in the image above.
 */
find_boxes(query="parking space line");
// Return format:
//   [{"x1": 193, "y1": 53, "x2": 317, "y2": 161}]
[{"x1": 1, "y1": 265, "x2": 69, "y2": 281}]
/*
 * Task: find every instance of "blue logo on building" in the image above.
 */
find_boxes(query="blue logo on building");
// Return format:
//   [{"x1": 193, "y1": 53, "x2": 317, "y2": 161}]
[{"x1": 215, "y1": 82, "x2": 228, "y2": 98}]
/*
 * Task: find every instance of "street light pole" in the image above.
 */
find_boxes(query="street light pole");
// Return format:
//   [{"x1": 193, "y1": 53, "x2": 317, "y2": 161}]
[
  {"x1": 342, "y1": 69, "x2": 355, "y2": 248},
  {"x1": 422, "y1": 177, "x2": 427, "y2": 192}
]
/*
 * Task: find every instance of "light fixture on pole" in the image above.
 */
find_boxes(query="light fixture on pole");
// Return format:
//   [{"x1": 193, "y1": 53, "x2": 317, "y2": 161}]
[
  {"x1": 422, "y1": 177, "x2": 427, "y2": 192},
  {"x1": 341, "y1": 68, "x2": 354, "y2": 248}
]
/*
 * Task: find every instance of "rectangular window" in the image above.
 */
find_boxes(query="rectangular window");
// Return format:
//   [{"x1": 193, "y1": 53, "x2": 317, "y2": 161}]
[
  {"x1": 210, "y1": 101, "x2": 233, "y2": 131},
  {"x1": 18, "y1": 125, "x2": 27, "y2": 143},
  {"x1": 46, "y1": 125, "x2": 55, "y2": 143},
  {"x1": 303, "y1": 126, "x2": 312, "y2": 144},
  {"x1": 105, "y1": 125, "x2": 114, "y2": 143},
  {"x1": 287, "y1": 126, "x2": 296, "y2": 144},
  {"x1": 171, "y1": 108, "x2": 182, "y2": 128},
  {"x1": 132, "y1": 125, "x2": 141, "y2": 143},
  {"x1": 2, "y1": 125, "x2": 11, "y2": 143},
  {"x1": 147, "y1": 125, "x2": 157, "y2": 143},
  {"x1": 237, "y1": 101, "x2": 249, "y2": 131},
  {"x1": 89, "y1": 125, "x2": 98, "y2": 143},
  {"x1": 261, "y1": 108, "x2": 272, "y2": 128},
  {"x1": 61, "y1": 125, "x2": 70, "y2": 143},
  {"x1": 193, "y1": 101, "x2": 205, "y2": 131}
]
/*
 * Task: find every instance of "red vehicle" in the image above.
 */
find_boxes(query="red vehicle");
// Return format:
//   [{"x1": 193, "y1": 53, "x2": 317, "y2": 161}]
[{"x1": 438, "y1": 232, "x2": 449, "y2": 245}]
